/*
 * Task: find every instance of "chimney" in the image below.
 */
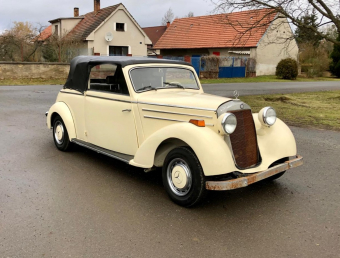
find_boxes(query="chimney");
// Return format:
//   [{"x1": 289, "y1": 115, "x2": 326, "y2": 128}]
[
  {"x1": 167, "y1": 21, "x2": 170, "y2": 28},
  {"x1": 74, "y1": 7, "x2": 79, "y2": 17},
  {"x1": 94, "y1": 0, "x2": 100, "y2": 13}
]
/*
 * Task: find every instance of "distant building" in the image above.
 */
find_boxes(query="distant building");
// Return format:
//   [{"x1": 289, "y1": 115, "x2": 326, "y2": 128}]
[
  {"x1": 142, "y1": 23, "x2": 169, "y2": 56},
  {"x1": 39, "y1": 0, "x2": 151, "y2": 57},
  {"x1": 154, "y1": 9, "x2": 299, "y2": 76},
  {"x1": 36, "y1": 25, "x2": 52, "y2": 42}
]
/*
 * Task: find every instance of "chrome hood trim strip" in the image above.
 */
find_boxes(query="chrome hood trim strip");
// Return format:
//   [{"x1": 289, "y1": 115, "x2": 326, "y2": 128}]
[
  {"x1": 138, "y1": 101, "x2": 216, "y2": 111},
  {"x1": 144, "y1": 115, "x2": 186, "y2": 122},
  {"x1": 144, "y1": 115, "x2": 214, "y2": 126},
  {"x1": 142, "y1": 108, "x2": 213, "y2": 119}
]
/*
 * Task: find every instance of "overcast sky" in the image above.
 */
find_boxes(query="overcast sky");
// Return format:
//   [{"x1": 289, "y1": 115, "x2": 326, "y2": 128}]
[{"x1": 0, "y1": 0, "x2": 215, "y2": 32}]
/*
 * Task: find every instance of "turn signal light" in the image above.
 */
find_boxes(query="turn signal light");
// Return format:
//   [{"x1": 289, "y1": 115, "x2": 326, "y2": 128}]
[{"x1": 189, "y1": 119, "x2": 205, "y2": 127}]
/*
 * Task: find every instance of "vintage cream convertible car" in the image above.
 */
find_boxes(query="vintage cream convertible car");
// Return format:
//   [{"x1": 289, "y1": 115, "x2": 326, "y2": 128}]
[{"x1": 46, "y1": 56, "x2": 303, "y2": 207}]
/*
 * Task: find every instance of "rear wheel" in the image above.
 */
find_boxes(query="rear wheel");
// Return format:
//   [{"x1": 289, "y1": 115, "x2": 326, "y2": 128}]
[
  {"x1": 162, "y1": 147, "x2": 206, "y2": 207},
  {"x1": 52, "y1": 115, "x2": 71, "y2": 151}
]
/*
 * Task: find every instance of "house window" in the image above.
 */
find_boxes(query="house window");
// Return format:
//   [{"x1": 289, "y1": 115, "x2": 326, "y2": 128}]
[
  {"x1": 54, "y1": 25, "x2": 58, "y2": 35},
  {"x1": 109, "y1": 46, "x2": 128, "y2": 56},
  {"x1": 116, "y1": 23, "x2": 125, "y2": 31}
]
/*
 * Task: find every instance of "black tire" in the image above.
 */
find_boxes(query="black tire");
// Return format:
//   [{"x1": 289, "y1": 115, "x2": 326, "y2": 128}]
[
  {"x1": 52, "y1": 115, "x2": 71, "y2": 151},
  {"x1": 162, "y1": 147, "x2": 207, "y2": 207},
  {"x1": 266, "y1": 171, "x2": 286, "y2": 181}
]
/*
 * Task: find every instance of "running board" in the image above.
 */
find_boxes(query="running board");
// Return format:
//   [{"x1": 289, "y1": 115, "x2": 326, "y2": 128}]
[{"x1": 71, "y1": 139, "x2": 133, "y2": 164}]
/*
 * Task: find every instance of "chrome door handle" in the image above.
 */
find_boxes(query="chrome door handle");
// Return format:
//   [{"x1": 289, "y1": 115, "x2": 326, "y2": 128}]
[{"x1": 122, "y1": 109, "x2": 131, "y2": 112}]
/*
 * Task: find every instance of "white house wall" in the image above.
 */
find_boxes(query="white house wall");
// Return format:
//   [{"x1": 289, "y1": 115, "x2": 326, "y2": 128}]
[
  {"x1": 92, "y1": 8, "x2": 148, "y2": 56},
  {"x1": 78, "y1": 41, "x2": 92, "y2": 56},
  {"x1": 61, "y1": 19, "x2": 82, "y2": 37},
  {"x1": 51, "y1": 22, "x2": 61, "y2": 36},
  {"x1": 207, "y1": 48, "x2": 251, "y2": 57},
  {"x1": 255, "y1": 17, "x2": 299, "y2": 76}
]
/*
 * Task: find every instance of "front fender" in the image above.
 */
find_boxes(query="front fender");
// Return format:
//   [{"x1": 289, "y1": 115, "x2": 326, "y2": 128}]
[
  {"x1": 130, "y1": 115, "x2": 298, "y2": 176},
  {"x1": 47, "y1": 102, "x2": 76, "y2": 140},
  {"x1": 253, "y1": 114, "x2": 297, "y2": 168},
  {"x1": 129, "y1": 123, "x2": 236, "y2": 176}
]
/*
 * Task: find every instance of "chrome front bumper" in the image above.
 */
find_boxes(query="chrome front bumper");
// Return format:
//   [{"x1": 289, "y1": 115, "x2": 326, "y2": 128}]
[{"x1": 205, "y1": 155, "x2": 303, "y2": 191}]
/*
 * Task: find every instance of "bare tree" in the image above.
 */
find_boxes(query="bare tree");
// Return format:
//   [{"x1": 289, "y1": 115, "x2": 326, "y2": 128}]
[
  {"x1": 185, "y1": 12, "x2": 195, "y2": 18},
  {"x1": 42, "y1": 30, "x2": 86, "y2": 63},
  {"x1": 162, "y1": 8, "x2": 175, "y2": 25},
  {"x1": 212, "y1": 0, "x2": 340, "y2": 46},
  {"x1": 0, "y1": 22, "x2": 43, "y2": 61}
]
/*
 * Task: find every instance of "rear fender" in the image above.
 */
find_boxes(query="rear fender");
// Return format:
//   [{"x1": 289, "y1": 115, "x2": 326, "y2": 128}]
[{"x1": 47, "y1": 102, "x2": 76, "y2": 140}]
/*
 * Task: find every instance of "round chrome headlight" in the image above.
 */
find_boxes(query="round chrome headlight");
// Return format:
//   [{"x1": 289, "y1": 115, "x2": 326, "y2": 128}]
[
  {"x1": 262, "y1": 107, "x2": 277, "y2": 126},
  {"x1": 222, "y1": 113, "x2": 237, "y2": 134}
]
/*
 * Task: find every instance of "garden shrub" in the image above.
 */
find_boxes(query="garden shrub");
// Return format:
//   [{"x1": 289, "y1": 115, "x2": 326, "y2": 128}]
[{"x1": 276, "y1": 58, "x2": 298, "y2": 80}]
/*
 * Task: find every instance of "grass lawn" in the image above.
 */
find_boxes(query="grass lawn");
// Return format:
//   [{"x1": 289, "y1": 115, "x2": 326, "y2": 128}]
[
  {"x1": 1, "y1": 75, "x2": 339, "y2": 86},
  {"x1": 241, "y1": 90, "x2": 340, "y2": 131},
  {"x1": 0, "y1": 78, "x2": 66, "y2": 86},
  {"x1": 200, "y1": 75, "x2": 340, "y2": 84}
]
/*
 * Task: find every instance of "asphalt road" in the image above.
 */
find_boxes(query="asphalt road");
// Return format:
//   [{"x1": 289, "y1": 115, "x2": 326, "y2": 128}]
[
  {"x1": 1, "y1": 85, "x2": 340, "y2": 257},
  {"x1": 202, "y1": 81, "x2": 340, "y2": 97}
]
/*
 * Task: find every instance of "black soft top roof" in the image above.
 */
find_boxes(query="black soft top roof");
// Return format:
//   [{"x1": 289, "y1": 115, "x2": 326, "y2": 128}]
[{"x1": 64, "y1": 56, "x2": 192, "y2": 92}]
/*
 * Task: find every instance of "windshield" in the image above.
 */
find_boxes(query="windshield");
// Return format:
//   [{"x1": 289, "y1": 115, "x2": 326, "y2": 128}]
[{"x1": 130, "y1": 67, "x2": 199, "y2": 92}]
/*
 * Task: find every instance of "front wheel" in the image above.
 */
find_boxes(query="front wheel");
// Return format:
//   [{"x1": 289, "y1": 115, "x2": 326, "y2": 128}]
[
  {"x1": 162, "y1": 147, "x2": 206, "y2": 207},
  {"x1": 52, "y1": 115, "x2": 71, "y2": 151},
  {"x1": 266, "y1": 171, "x2": 286, "y2": 181}
]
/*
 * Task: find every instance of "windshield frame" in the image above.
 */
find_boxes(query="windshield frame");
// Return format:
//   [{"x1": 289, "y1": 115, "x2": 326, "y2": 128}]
[{"x1": 128, "y1": 66, "x2": 200, "y2": 93}]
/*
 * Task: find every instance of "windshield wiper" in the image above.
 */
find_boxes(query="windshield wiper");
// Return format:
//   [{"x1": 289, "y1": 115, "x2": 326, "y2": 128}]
[
  {"x1": 163, "y1": 82, "x2": 185, "y2": 89},
  {"x1": 138, "y1": 85, "x2": 158, "y2": 92}
]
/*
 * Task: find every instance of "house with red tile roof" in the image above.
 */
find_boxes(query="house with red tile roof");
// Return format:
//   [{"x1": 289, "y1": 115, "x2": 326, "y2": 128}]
[
  {"x1": 37, "y1": 25, "x2": 52, "y2": 42},
  {"x1": 142, "y1": 24, "x2": 169, "y2": 56},
  {"x1": 154, "y1": 9, "x2": 299, "y2": 76},
  {"x1": 39, "y1": 0, "x2": 151, "y2": 57}
]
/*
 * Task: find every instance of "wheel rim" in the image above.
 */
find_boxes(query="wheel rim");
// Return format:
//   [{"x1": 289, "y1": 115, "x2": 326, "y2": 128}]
[
  {"x1": 54, "y1": 121, "x2": 64, "y2": 145},
  {"x1": 167, "y1": 158, "x2": 192, "y2": 196}
]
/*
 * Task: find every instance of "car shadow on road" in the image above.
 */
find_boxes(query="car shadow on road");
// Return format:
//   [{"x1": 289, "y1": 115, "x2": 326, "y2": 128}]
[{"x1": 67, "y1": 144, "x2": 295, "y2": 213}]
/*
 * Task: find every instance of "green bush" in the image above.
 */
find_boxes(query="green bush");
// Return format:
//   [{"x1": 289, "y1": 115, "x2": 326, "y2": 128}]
[{"x1": 276, "y1": 58, "x2": 298, "y2": 80}]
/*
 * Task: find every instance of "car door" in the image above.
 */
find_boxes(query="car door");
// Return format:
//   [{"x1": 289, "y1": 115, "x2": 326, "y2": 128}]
[{"x1": 84, "y1": 63, "x2": 138, "y2": 155}]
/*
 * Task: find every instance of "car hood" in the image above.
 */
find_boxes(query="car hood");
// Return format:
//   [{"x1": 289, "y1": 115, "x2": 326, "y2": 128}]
[{"x1": 136, "y1": 90, "x2": 231, "y2": 111}]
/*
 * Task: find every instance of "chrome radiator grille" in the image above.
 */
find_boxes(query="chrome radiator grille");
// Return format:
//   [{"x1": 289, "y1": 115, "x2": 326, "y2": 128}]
[{"x1": 229, "y1": 110, "x2": 260, "y2": 169}]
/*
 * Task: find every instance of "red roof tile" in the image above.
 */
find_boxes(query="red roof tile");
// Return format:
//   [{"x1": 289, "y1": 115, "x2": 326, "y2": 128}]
[
  {"x1": 65, "y1": 4, "x2": 120, "y2": 41},
  {"x1": 142, "y1": 26, "x2": 167, "y2": 45},
  {"x1": 37, "y1": 25, "x2": 52, "y2": 41},
  {"x1": 154, "y1": 8, "x2": 277, "y2": 49}
]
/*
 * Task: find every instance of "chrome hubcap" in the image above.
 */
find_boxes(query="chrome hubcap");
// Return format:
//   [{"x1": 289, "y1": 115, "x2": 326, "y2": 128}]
[
  {"x1": 167, "y1": 158, "x2": 192, "y2": 196},
  {"x1": 54, "y1": 121, "x2": 64, "y2": 145}
]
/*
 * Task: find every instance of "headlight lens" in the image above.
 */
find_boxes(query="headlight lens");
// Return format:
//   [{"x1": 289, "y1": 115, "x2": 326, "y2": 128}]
[
  {"x1": 222, "y1": 113, "x2": 237, "y2": 134},
  {"x1": 263, "y1": 107, "x2": 277, "y2": 126}
]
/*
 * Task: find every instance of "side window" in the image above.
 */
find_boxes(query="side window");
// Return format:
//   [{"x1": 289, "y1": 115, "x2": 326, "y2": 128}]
[{"x1": 88, "y1": 64, "x2": 129, "y2": 95}]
